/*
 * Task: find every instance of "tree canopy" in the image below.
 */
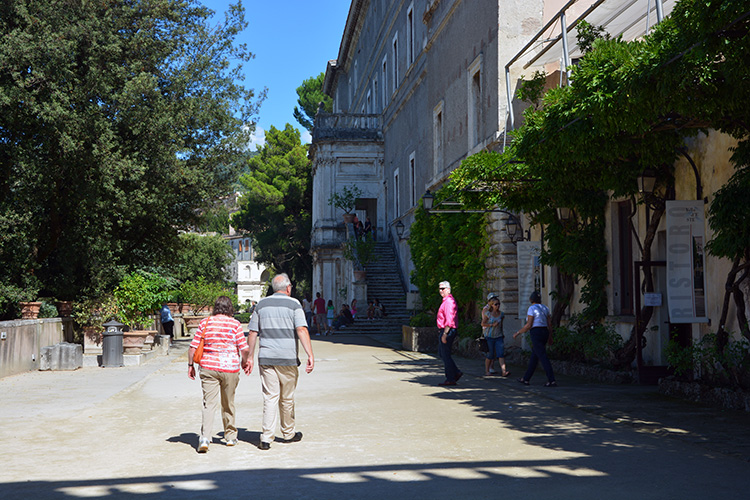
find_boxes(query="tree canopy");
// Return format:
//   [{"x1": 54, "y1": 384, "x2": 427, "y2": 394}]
[
  {"x1": 293, "y1": 72, "x2": 332, "y2": 133},
  {"x1": 0, "y1": 0, "x2": 262, "y2": 318},
  {"x1": 231, "y1": 124, "x2": 312, "y2": 290}
]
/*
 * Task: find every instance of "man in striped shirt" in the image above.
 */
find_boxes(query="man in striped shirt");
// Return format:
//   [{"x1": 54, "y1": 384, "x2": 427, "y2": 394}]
[{"x1": 246, "y1": 273, "x2": 314, "y2": 450}]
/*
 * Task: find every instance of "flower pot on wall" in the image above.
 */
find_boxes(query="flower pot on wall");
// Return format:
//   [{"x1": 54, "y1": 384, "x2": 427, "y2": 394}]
[
  {"x1": 141, "y1": 330, "x2": 158, "y2": 351},
  {"x1": 353, "y1": 270, "x2": 367, "y2": 282},
  {"x1": 342, "y1": 213, "x2": 356, "y2": 224},
  {"x1": 19, "y1": 302, "x2": 42, "y2": 319},
  {"x1": 123, "y1": 331, "x2": 149, "y2": 354},
  {"x1": 56, "y1": 301, "x2": 73, "y2": 318}
]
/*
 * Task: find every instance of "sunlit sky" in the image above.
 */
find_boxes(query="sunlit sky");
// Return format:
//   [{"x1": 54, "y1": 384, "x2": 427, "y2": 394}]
[{"x1": 203, "y1": 0, "x2": 352, "y2": 148}]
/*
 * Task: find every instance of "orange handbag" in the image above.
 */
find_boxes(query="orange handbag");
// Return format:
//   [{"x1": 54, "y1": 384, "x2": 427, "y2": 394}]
[{"x1": 193, "y1": 336, "x2": 205, "y2": 364}]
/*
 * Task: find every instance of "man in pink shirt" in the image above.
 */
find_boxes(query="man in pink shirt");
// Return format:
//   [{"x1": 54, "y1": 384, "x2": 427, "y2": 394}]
[
  {"x1": 436, "y1": 281, "x2": 462, "y2": 386},
  {"x1": 313, "y1": 292, "x2": 326, "y2": 335}
]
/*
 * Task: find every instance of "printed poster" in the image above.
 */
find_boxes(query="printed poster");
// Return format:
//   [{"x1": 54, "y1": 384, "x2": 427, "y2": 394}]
[
  {"x1": 517, "y1": 241, "x2": 542, "y2": 318},
  {"x1": 665, "y1": 200, "x2": 708, "y2": 323}
]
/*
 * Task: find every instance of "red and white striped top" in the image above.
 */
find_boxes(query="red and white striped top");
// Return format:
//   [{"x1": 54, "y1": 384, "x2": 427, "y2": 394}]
[{"x1": 190, "y1": 315, "x2": 248, "y2": 372}]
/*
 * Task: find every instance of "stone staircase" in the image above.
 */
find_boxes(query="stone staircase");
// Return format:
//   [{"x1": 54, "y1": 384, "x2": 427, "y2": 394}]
[{"x1": 338, "y1": 241, "x2": 410, "y2": 336}]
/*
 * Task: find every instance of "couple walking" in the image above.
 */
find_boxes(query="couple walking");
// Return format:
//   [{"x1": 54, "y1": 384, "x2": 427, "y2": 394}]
[{"x1": 188, "y1": 274, "x2": 315, "y2": 453}]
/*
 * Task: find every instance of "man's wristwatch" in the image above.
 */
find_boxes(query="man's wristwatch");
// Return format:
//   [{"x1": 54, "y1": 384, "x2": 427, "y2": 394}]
[{"x1": 188, "y1": 363, "x2": 193, "y2": 367}]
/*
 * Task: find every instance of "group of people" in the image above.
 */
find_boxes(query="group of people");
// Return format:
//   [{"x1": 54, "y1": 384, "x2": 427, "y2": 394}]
[
  {"x1": 352, "y1": 215, "x2": 372, "y2": 239},
  {"x1": 302, "y1": 293, "x2": 360, "y2": 335},
  {"x1": 188, "y1": 274, "x2": 314, "y2": 453},
  {"x1": 435, "y1": 282, "x2": 556, "y2": 388}
]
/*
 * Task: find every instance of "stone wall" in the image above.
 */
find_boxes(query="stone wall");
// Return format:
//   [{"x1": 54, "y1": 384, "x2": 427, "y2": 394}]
[{"x1": 0, "y1": 318, "x2": 68, "y2": 378}]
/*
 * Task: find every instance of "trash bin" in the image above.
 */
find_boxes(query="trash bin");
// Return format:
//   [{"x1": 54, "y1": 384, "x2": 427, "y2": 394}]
[{"x1": 102, "y1": 320, "x2": 124, "y2": 367}]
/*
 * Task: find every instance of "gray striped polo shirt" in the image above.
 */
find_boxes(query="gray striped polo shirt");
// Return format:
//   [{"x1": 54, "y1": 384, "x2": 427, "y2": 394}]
[{"x1": 248, "y1": 293, "x2": 308, "y2": 366}]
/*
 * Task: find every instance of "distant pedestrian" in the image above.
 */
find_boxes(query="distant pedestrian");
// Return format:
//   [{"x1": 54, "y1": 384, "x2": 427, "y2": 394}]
[
  {"x1": 363, "y1": 216, "x2": 372, "y2": 236},
  {"x1": 188, "y1": 296, "x2": 250, "y2": 453},
  {"x1": 160, "y1": 303, "x2": 174, "y2": 345},
  {"x1": 482, "y1": 293, "x2": 498, "y2": 374},
  {"x1": 514, "y1": 291, "x2": 557, "y2": 386},
  {"x1": 481, "y1": 297, "x2": 509, "y2": 377},
  {"x1": 436, "y1": 281, "x2": 462, "y2": 386},
  {"x1": 326, "y1": 300, "x2": 335, "y2": 334},
  {"x1": 245, "y1": 274, "x2": 315, "y2": 450},
  {"x1": 302, "y1": 295, "x2": 313, "y2": 330},
  {"x1": 350, "y1": 298, "x2": 358, "y2": 319},
  {"x1": 313, "y1": 292, "x2": 326, "y2": 335}
]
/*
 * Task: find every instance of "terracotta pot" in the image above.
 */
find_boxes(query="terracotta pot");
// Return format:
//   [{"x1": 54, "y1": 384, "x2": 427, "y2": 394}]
[
  {"x1": 123, "y1": 331, "x2": 149, "y2": 354},
  {"x1": 353, "y1": 270, "x2": 367, "y2": 282},
  {"x1": 56, "y1": 301, "x2": 73, "y2": 317},
  {"x1": 167, "y1": 303, "x2": 180, "y2": 315},
  {"x1": 19, "y1": 301, "x2": 42, "y2": 319},
  {"x1": 342, "y1": 213, "x2": 356, "y2": 223},
  {"x1": 142, "y1": 329, "x2": 158, "y2": 351},
  {"x1": 179, "y1": 303, "x2": 192, "y2": 315},
  {"x1": 183, "y1": 315, "x2": 204, "y2": 337}
]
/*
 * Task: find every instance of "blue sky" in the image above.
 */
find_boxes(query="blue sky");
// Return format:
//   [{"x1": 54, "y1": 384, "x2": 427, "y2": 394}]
[{"x1": 203, "y1": 0, "x2": 351, "y2": 149}]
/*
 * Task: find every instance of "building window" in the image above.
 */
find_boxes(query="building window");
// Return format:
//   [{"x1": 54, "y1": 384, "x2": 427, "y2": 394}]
[
  {"x1": 468, "y1": 54, "x2": 483, "y2": 148},
  {"x1": 394, "y1": 169, "x2": 400, "y2": 217},
  {"x1": 373, "y1": 77, "x2": 378, "y2": 112},
  {"x1": 366, "y1": 90, "x2": 372, "y2": 114},
  {"x1": 407, "y1": 3, "x2": 415, "y2": 66},
  {"x1": 392, "y1": 32, "x2": 399, "y2": 94},
  {"x1": 409, "y1": 152, "x2": 416, "y2": 207},
  {"x1": 382, "y1": 56, "x2": 388, "y2": 107},
  {"x1": 616, "y1": 201, "x2": 634, "y2": 315},
  {"x1": 433, "y1": 101, "x2": 444, "y2": 176}
]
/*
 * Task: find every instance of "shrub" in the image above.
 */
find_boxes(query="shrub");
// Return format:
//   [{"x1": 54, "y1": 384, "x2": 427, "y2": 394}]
[
  {"x1": 38, "y1": 301, "x2": 58, "y2": 318},
  {"x1": 665, "y1": 332, "x2": 750, "y2": 389},
  {"x1": 549, "y1": 315, "x2": 623, "y2": 366}
]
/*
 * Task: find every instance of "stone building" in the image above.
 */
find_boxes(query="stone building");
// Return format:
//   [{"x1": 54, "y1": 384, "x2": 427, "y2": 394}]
[{"x1": 310, "y1": 0, "x2": 745, "y2": 378}]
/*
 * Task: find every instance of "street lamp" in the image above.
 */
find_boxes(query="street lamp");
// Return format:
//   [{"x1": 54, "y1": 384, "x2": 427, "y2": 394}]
[
  {"x1": 506, "y1": 215, "x2": 521, "y2": 243},
  {"x1": 638, "y1": 169, "x2": 657, "y2": 194},
  {"x1": 422, "y1": 190, "x2": 434, "y2": 211},
  {"x1": 395, "y1": 220, "x2": 405, "y2": 239},
  {"x1": 557, "y1": 206, "x2": 573, "y2": 222}
]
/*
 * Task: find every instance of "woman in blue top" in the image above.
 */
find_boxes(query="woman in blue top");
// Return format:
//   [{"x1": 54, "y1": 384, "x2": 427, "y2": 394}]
[
  {"x1": 481, "y1": 297, "x2": 510, "y2": 377},
  {"x1": 513, "y1": 291, "x2": 557, "y2": 386}
]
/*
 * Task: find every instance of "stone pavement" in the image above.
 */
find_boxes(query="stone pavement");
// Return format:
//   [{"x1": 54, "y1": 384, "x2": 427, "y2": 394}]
[{"x1": 1, "y1": 334, "x2": 748, "y2": 499}]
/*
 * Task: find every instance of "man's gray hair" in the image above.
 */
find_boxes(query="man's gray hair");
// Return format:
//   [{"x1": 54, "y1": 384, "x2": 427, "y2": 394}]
[
  {"x1": 439, "y1": 281, "x2": 451, "y2": 291},
  {"x1": 272, "y1": 273, "x2": 292, "y2": 292}
]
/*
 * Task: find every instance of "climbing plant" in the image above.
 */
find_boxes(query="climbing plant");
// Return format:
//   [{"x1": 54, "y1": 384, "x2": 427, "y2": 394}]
[{"x1": 408, "y1": 191, "x2": 490, "y2": 322}]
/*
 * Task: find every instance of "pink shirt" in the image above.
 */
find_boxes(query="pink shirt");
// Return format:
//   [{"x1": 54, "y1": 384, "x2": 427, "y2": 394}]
[{"x1": 436, "y1": 294, "x2": 457, "y2": 329}]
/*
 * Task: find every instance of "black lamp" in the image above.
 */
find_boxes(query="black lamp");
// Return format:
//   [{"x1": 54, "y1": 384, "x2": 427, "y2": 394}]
[
  {"x1": 506, "y1": 215, "x2": 520, "y2": 243},
  {"x1": 395, "y1": 220, "x2": 405, "y2": 239},
  {"x1": 638, "y1": 169, "x2": 657, "y2": 194},
  {"x1": 422, "y1": 190, "x2": 434, "y2": 211}
]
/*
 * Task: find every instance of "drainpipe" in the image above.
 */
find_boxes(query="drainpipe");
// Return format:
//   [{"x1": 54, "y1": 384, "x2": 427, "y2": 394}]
[
  {"x1": 560, "y1": 11, "x2": 571, "y2": 85},
  {"x1": 655, "y1": 0, "x2": 664, "y2": 23}
]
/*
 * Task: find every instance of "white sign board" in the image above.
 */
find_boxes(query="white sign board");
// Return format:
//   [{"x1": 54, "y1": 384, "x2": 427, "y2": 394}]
[
  {"x1": 644, "y1": 293, "x2": 662, "y2": 307},
  {"x1": 665, "y1": 200, "x2": 708, "y2": 323},
  {"x1": 517, "y1": 241, "x2": 542, "y2": 318}
]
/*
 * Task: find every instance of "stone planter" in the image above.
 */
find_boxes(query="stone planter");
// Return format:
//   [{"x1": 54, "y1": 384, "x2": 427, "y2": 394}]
[
  {"x1": 402, "y1": 325, "x2": 441, "y2": 352},
  {"x1": 123, "y1": 331, "x2": 149, "y2": 354},
  {"x1": 353, "y1": 270, "x2": 367, "y2": 282},
  {"x1": 83, "y1": 326, "x2": 103, "y2": 354},
  {"x1": 183, "y1": 315, "x2": 205, "y2": 337},
  {"x1": 141, "y1": 329, "x2": 158, "y2": 351},
  {"x1": 19, "y1": 301, "x2": 42, "y2": 319},
  {"x1": 167, "y1": 302, "x2": 180, "y2": 315},
  {"x1": 56, "y1": 301, "x2": 73, "y2": 318},
  {"x1": 343, "y1": 213, "x2": 356, "y2": 224}
]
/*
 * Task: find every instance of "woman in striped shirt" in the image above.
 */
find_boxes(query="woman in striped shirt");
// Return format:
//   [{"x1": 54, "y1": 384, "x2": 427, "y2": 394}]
[{"x1": 188, "y1": 296, "x2": 250, "y2": 453}]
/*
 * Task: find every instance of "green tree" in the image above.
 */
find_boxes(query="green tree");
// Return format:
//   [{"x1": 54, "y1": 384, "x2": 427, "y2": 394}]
[
  {"x1": 166, "y1": 233, "x2": 234, "y2": 284},
  {"x1": 293, "y1": 72, "x2": 332, "y2": 133},
  {"x1": 0, "y1": 0, "x2": 263, "y2": 318},
  {"x1": 232, "y1": 124, "x2": 312, "y2": 289}
]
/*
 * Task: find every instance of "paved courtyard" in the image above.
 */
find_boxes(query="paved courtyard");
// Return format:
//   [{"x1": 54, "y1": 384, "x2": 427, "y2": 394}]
[{"x1": 1, "y1": 334, "x2": 748, "y2": 499}]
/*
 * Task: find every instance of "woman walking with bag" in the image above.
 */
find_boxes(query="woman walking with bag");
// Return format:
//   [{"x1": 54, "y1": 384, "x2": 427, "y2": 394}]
[
  {"x1": 481, "y1": 297, "x2": 509, "y2": 377},
  {"x1": 513, "y1": 291, "x2": 557, "y2": 386},
  {"x1": 188, "y1": 296, "x2": 250, "y2": 453}
]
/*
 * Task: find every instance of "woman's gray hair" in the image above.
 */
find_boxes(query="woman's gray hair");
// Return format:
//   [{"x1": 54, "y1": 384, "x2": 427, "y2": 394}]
[
  {"x1": 439, "y1": 281, "x2": 451, "y2": 291},
  {"x1": 271, "y1": 273, "x2": 291, "y2": 292}
]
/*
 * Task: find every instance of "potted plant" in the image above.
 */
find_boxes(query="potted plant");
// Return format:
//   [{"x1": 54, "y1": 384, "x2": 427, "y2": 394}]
[
  {"x1": 178, "y1": 278, "x2": 236, "y2": 336},
  {"x1": 328, "y1": 185, "x2": 363, "y2": 223},
  {"x1": 114, "y1": 271, "x2": 170, "y2": 353},
  {"x1": 72, "y1": 296, "x2": 119, "y2": 353},
  {"x1": 342, "y1": 233, "x2": 378, "y2": 280}
]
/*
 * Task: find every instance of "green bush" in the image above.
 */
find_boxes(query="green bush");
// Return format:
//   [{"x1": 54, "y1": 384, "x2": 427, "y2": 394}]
[
  {"x1": 38, "y1": 301, "x2": 58, "y2": 318},
  {"x1": 234, "y1": 312, "x2": 251, "y2": 323},
  {"x1": 409, "y1": 312, "x2": 435, "y2": 327},
  {"x1": 549, "y1": 315, "x2": 623, "y2": 365},
  {"x1": 114, "y1": 271, "x2": 171, "y2": 329},
  {"x1": 665, "y1": 332, "x2": 750, "y2": 389},
  {"x1": 179, "y1": 278, "x2": 236, "y2": 315}
]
